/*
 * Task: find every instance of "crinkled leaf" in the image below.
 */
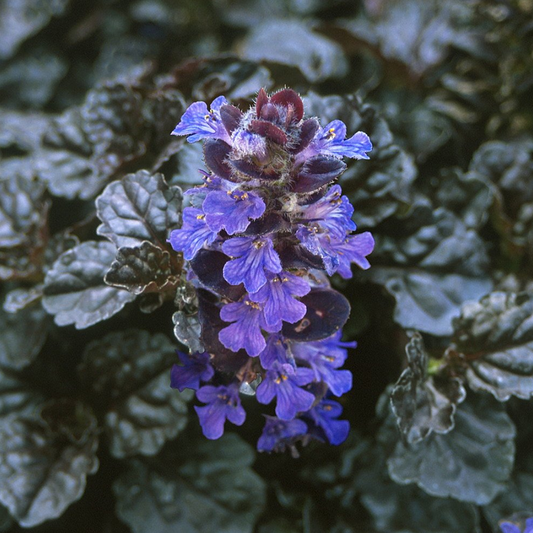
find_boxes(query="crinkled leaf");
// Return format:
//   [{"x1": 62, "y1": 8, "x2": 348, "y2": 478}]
[
  {"x1": 0, "y1": 399, "x2": 99, "y2": 528},
  {"x1": 78, "y1": 330, "x2": 192, "y2": 458},
  {"x1": 114, "y1": 433, "x2": 266, "y2": 533},
  {"x1": 341, "y1": 0, "x2": 486, "y2": 76},
  {"x1": 0, "y1": 366, "x2": 44, "y2": 420},
  {"x1": 96, "y1": 170, "x2": 182, "y2": 249},
  {"x1": 388, "y1": 393, "x2": 516, "y2": 505},
  {"x1": 0, "y1": 0, "x2": 69, "y2": 60},
  {"x1": 81, "y1": 81, "x2": 147, "y2": 165},
  {"x1": 483, "y1": 471, "x2": 533, "y2": 529},
  {"x1": 391, "y1": 333, "x2": 466, "y2": 444},
  {"x1": 34, "y1": 108, "x2": 100, "y2": 200},
  {"x1": 0, "y1": 110, "x2": 50, "y2": 153},
  {"x1": 282, "y1": 288, "x2": 350, "y2": 342},
  {"x1": 0, "y1": 301, "x2": 48, "y2": 370},
  {"x1": 303, "y1": 92, "x2": 416, "y2": 228},
  {"x1": 370, "y1": 204, "x2": 492, "y2": 336},
  {"x1": 430, "y1": 167, "x2": 495, "y2": 230},
  {"x1": 0, "y1": 47, "x2": 67, "y2": 108},
  {"x1": 241, "y1": 19, "x2": 347, "y2": 83},
  {"x1": 42, "y1": 241, "x2": 136, "y2": 329},
  {"x1": 0, "y1": 175, "x2": 48, "y2": 280},
  {"x1": 451, "y1": 292, "x2": 533, "y2": 401},
  {"x1": 105, "y1": 241, "x2": 180, "y2": 295}
]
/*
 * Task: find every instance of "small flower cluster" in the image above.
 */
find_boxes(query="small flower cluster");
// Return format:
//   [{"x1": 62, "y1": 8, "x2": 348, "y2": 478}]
[{"x1": 169, "y1": 88, "x2": 374, "y2": 453}]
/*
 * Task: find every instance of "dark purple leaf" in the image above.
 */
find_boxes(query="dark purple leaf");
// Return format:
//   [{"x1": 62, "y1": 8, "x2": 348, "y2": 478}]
[
  {"x1": 220, "y1": 105, "x2": 242, "y2": 135},
  {"x1": 270, "y1": 88, "x2": 304, "y2": 122},
  {"x1": 282, "y1": 288, "x2": 350, "y2": 342},
  {"x1": 105, "y1": 241, "x2": 180, "y2": 296},
  {"x1": 0, "y1": 399, "x2": 99, "y2": 528},
  {"x1": 250, "y1": 120, "x2": 287, "y2": 144},
  {"x1": 78, "y1": 330, "x2": 192, "y2": 458},
  {"x1": 197, "y1": 290, "x2": 249, "y2": 372},
  {"x1": 203, "y1": 139, "x2": 235, "y2": 181},
  {"x1": 190, "y1": 250, "x2": 245, "y2": 301},
  {"x1": 256, "y1": 88, "x2": 269, "y2": 117},
  {"x1": 229, "y1": 159, "x2": 274, "y2": 180},
  {"x1": 292, "y1": 156, "x2": 346, "y2": 193},
  {"x1": 291, "y1": 118, "x2": 319, "y2": 154}
]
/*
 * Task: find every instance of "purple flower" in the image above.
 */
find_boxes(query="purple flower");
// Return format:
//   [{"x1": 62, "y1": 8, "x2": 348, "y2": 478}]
[
  {"x1": 500, "y1": 518, "x2": 533, "y2": 533},
  {"x1": 257, "y1": 416, "x2": 308, "y2": 453},
  {"x1": 260, "y1": 334, "x2": 293, "y2": 369},
  {"x1": 195, "y1": 384, "x2": 246, "y2": 439},
  {"x1": 306, "y1": 399, "x2": 349, "y2": 445},
  {"x1": 296, "y1": 228, "x2": 374, "y2": 277},
  {"x1": 296, "y1": 226, "x2": 340, "y2": 275},
  {"x1": 168, "y1": 207, "x2": 218, "y2": 260},
  {"x1": 232, "y1": 130, "x2": 268, "y2": 161},
  {"x1": 219, "y1": 297, "x2": 273, "y2": 357},
  {"x1": 296, "y1": 120, "x2": 372, "y2": 164},
  {"x1": 299, "y1": 185, "x2": 356, "y2": 239},
  {"x1": 203, "y1": 189, "x2": 266, "y2": 235},
  {"x1": 222, "y1": 236, "x2": 282, "y2": 293},
  {"x1": 170, "y1": 351, "x2": 214, "y2": 392},
  {"x1": 292, "y1": 345, "x2": 352, "y2": 397},
  {"x1": 249, "y1": 271, "x2": 310, "y2": 329},
  {"x1": 333, "y1": 232, "x2": 375, "y2": 278},
  {"x1": 256, "y1": 362, "x2": 316, "y2": 420},
  {"x1": 172, "y1": 96, "x2": 231, "y2": 144}
]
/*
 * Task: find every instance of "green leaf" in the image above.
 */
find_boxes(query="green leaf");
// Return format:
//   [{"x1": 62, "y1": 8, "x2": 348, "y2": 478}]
[
  {"x1": 42, "y1": 241, "x2": 136, "y2": 329},
  {"x1": 0, "y1": 399, "x2": 99, "y2": 527},
  {"x1": 114, "y1": 433, "x2": 266, "y2": 533},
  {"x1": 387, "y1": 393, "x2": 516, "y2": 505},
  {"x1": 78, "y1": 329, "x2": 192, "y2": 458},
  {"x1": 390, "y1": 333, "x2": 466, "y2": 444},
  {"x1": 451, "y1": 292, "x2": 533, "y2": 401},
  {"x1": 96, "y1": 170, "x2": 182, "y2": 249}
]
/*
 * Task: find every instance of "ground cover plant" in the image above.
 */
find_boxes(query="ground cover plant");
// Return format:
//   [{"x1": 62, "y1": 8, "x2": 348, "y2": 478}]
[{"x1": 1, "y1": 0, "x2": 533, "y2": 532}]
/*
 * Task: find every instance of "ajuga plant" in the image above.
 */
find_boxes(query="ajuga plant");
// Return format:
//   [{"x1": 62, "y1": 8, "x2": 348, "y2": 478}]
[{"x1": 168, "y1": 88, "x2": 374, "y2": 452}]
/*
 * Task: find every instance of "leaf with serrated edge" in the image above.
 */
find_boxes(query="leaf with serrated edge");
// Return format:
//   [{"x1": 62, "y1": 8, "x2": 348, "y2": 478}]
[
  {"x1": 452, "y1": 292, "x2": 533, "y2": 401},
  {"x1": 42, "y1": 241, "x2": 135, "y2": 329},
  {"x1": 388, "y1": 393, "x2": 516, "y2": 505},
  {"x1": 96, "y1": 170, "x2": 182, "y2": 249},
  {"x1": 390, "y1": 333, "x2": 466, "y2": 444},
  {"x1": 114, "y1": 433, "x2": 266, "y2": 533},
  {"x1": 78, "y1": 330, "x2": 192, "y2": 458}
]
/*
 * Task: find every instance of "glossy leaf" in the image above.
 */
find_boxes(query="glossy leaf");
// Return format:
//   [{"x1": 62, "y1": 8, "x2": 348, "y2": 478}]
[
  {"x1": 105, "y1": 241, "x2": 179, "y2": 295},
  {"x1": 241, "y1": 19, "x2": 347, "y2": 82},
  {"x1": 78, "y1": 330, "x2": 192, "y2": 458},
  {"x1": 292, "y1": 156, "x2": 347, "y2": 193},
  {"x1": 282, "y1": 288, "x2": 350, "y2": 342},
  {"x1": 0, "y1": 400, "x2": 99, "y2": 528},
  {"x1": 388, "y1": 393, "x2": 516, "y2": 505},
  {"x1": 451, "y1": 292, "x2": 533, "y2": 401},
  {"x1": 391, "y1": 333, "x2": 466, "y2": 444},
  {"x1": 114, "y1": 433, "x2": 266, "y2": 533},
  {"x1": 172, "y1": 311, "x2": 204, "y2": 354},
  {"x1": 0, "y1": 301, "x2": 48, "y2": 370},
  {"x1": 96, "y1": 170, "x2": 182, "y2": 249},
  {"x1": 42, "y1": 241, "x2": 136, "y2": 329}
]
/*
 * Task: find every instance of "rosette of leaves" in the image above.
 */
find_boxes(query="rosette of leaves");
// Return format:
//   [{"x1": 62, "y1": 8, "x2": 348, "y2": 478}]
[
  {"x1": 41, "y1": 169, "x2": 185, "y2": 328},
  {"x1": 448, "y1": 291, "x2": 533, "y2": 401}
]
